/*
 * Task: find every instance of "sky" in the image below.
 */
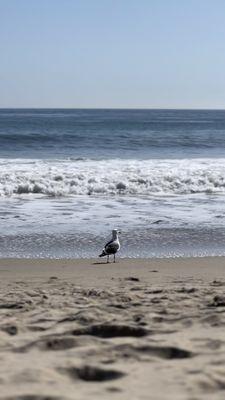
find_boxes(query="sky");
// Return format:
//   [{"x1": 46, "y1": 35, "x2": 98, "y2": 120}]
[{"x1": 0, "y1": 0, "x2": 225, "y2": 109}]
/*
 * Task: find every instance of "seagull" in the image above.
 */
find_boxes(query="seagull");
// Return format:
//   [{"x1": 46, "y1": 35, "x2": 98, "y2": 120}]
[{"x1": 99, "y1": 229, "x2": 121, "y2": 263}]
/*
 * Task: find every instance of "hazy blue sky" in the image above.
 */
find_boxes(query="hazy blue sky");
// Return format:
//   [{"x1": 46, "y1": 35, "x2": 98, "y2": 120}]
[{"x1": 1, "y1": 0, "x2": 225, "y2": 108}]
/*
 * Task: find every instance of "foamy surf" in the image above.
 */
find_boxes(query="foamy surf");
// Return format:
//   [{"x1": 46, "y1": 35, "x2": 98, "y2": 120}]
[{"x1": 1, "y1": 158, "x2": 225, "y2": 197}]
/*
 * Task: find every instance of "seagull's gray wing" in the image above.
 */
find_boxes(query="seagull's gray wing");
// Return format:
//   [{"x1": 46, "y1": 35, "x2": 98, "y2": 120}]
[{"x1": 105, "y1": 240, "x2": 119, "y2": 254}]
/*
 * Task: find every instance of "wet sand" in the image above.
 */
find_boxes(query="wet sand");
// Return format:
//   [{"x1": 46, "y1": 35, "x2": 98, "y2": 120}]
[{"x1": 1, "y1": 257, "x2": 225, "y2": 399}]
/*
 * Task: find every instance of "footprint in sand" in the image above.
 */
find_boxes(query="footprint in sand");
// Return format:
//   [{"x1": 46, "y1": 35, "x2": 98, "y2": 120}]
[
  {"x1": 136, "y1": 345, "x2": 193, "y2": 359},
  {"x1": 63, "y1": 365, "x2": 125, "y2": 382},
  {"x1": 70, "y1": 323, "x2": 148, "y2": 338},
  {"x1": 208, "y1": 295, "x2": 225, "y2": 307},
  {"x1": 124, "y1": 276, "x2": 140, "y2": 282},
  {"x1": 115, "y1": 343, "x2": 193, "y2": 360},
  {"x1": 15, "y1": 336, "x2": 78, "y2": 353},
  {"x1": 1, "y1": 324, "x2": 18, "y2": 335}
]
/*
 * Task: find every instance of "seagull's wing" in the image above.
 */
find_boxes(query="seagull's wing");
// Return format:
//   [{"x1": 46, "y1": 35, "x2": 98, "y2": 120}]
[
  {"x1": 104, "y1": 238, "x2": 113, "y2": 248},
  {"x1": 105, "y1": 240, "x2": 119, "y2": 254},
  {"x1": 99, "y1": 238, "x2": 113, "y2": 257}
]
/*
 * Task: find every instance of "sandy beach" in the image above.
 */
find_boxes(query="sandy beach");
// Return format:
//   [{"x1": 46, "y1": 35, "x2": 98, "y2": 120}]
[{"x1": 0, "y1": 257, "x2": 225, "y2": 399}]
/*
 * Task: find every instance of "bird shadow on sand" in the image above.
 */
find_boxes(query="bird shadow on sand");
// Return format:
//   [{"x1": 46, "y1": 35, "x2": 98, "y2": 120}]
[{"x1": 92, "y1": 262, "x2": 115, "y2": 265}]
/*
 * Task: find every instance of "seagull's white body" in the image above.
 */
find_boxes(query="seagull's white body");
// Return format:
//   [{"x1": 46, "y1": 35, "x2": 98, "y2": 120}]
[{"x1": 99, "y1": 229, "x2": 121, "y2": 263}]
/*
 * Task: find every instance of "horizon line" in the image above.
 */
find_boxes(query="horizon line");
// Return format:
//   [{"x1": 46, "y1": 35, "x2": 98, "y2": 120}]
[{"x1": 0, "y1": 107, "x2": 225, "y2": 111}]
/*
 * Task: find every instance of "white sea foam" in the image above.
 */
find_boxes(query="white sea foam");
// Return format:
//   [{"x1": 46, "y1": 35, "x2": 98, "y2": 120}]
[{"x1": 1, "y1": 158, "x2": 225, "y2": 197}]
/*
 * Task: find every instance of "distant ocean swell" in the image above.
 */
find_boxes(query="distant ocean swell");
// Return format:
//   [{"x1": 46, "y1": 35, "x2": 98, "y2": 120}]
[{"x1": 1, "y1": 158, "x2": 225, "y2": 197}]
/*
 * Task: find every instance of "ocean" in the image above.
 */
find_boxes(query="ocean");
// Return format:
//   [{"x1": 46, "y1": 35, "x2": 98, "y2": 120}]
[{"x1": 1, "y1": 108, "x2": 225, "y2": 258}]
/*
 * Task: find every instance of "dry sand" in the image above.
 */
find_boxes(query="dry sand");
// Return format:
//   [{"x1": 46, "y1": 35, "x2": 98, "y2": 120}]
[{"x1": 1, "y1": 257, "x2": 225, "y2": 399}]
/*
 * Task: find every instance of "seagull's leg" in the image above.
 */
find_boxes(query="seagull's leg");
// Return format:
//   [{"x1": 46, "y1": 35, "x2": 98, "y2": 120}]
[
  {"x1": 114, "y1": 254, "x2": 116, "y2": 263},
  {"x1": 107, "y1": 255, "x2": 109, "y2": 263}
]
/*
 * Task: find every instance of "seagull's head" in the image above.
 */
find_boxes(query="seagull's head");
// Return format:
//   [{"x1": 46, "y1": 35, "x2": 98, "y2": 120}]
[{"x1": 112, "y1": 229, "x2": 121, "y2": 236}]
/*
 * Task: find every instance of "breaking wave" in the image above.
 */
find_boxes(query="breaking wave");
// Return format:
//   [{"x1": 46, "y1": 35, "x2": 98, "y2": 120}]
[{"x1": 1, "y1": 158, "x2": 225, "y2": 197}]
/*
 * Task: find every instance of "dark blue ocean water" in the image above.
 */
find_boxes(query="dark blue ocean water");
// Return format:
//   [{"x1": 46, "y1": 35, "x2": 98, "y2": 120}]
[
  {"x1": 1, "y1": 108, "x2": 225, "y2": 258},
  {"x1": 1, "y1": 108, "x2": 225, "y2": 159}
]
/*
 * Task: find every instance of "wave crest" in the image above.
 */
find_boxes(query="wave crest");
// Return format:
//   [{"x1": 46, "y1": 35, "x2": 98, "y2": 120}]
[{"x1": 1, "y1": 158, "x2": 225, "y2": 197}]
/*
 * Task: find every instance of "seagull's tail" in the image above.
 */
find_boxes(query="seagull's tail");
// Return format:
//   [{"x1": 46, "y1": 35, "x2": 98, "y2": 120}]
[{"x1": 99, "y1": 250, "x2": 107, "y2": 257}]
